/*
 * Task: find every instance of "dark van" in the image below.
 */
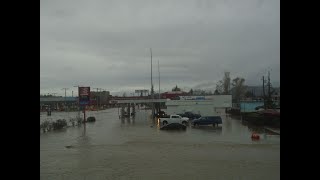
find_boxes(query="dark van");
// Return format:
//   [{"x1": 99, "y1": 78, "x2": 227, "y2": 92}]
[
  {"x1": 191, "y1": 116, "x2": 222, "y2": 127},
  {"x1": 177, "y1": 112, "x2": 201, "y2": 120}
]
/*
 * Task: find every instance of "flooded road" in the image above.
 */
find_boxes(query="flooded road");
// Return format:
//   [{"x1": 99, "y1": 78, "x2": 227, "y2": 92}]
[{"x1": 40, "y1": 108, "x2": 280, "y2": 180}]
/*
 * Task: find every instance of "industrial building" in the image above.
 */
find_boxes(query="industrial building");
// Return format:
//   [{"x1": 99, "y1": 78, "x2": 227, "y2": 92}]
[{"x1": 165, "y1": 95, "x2": 232, "y2": 116}]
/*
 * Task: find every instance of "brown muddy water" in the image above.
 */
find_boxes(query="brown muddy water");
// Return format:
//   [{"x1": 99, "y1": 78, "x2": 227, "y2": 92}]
[{"x1": 40, "y1": 108, "x2": 280, "y2": 180}]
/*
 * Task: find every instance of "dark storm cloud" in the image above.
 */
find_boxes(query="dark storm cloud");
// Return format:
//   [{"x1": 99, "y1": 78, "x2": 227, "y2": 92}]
[{"x1": 41, "y1": 0, "x2": 279, "y2": 96}]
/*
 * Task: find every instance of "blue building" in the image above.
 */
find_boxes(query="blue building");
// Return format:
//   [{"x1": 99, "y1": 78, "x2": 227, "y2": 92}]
[{"x1": 240, "y1": 101, "x2": 264, "y2": 112}]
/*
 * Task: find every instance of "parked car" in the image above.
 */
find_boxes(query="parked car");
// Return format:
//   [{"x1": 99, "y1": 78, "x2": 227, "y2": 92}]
[
  {"x1": 177, "y1": 112, "x2": 201, "y2": 120},
  {"x1": 192, "y1": 116, "x2": 222, "y2": 127},
  {"x1": 159, "y1": 114, "x2": 189, "y2": 126}
]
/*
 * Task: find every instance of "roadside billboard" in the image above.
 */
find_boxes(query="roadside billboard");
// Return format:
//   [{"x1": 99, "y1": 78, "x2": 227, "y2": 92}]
[{"x1": 78, "y1": 87, "x2": 90, "y2": 106}]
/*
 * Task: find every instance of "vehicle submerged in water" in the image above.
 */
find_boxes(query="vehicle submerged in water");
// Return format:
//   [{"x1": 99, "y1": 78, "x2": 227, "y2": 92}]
[
  {"x1": 159, "y1": 114, "x2": 189, "y2": 126},
  {"x1": 191, "y1": 116, "x2": 222, "y2": 127}
]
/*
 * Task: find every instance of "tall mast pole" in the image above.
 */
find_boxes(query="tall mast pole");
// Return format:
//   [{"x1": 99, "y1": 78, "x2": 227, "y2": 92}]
[
  {"x1": 158, "y1": 60, "x2": 160, "y2": 99},
  {"x1": 150, "y1": 48, "x2": 154, "y2": 118}
]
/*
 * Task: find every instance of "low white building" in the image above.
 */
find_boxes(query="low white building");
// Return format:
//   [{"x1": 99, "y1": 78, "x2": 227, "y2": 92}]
[{"x1": 165, "y1": 95, "x2": 232, "y2": 116}]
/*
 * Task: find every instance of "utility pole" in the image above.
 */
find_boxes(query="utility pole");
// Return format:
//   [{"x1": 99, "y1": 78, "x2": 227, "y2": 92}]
[
  {"x1": 73, "y1": 85, "x2": 80, "y2": 115},
  {"x1": 100, "y1": 88, "x2": 103, "y2": 109},
  {"x1": 50, "y1": 93, "x2": 57, "y2": 111},
  {"x1": 100, "y1": 88, "x2": 105, "y2": 109},
  {"x1": 93, "y1": 88, "x2": 100, "y2": 110},
  {"x1": 62, "y1": 88, "x2": 69, "y2": 110},
  {"x1": 150, "y1": 48, "x2": 153, "y2": 95},
  {"x1": 71, "y1": 90, "x2": 74, "y2": 110},
  {"x1": 98, "y1": 88, "x2": 101, "y2": 110},
  {"x1": 150, "y1": 48, "x2": 155, "y2": 118},
  {"x1": 268, "y1": 71, "x2": 271, "y2": 107},
  {"x1": 262, "y1": 76, "x2": 266, "y2": 109},
  {"x1": 158, "y1": 60, "x2": 161, "y2": 113},
  {"x1": 158, "y1": 60, "x2": 160, "y2": 99},
  {"x1": 267, "y1": 71, "x2": 273, "y2": 109}
]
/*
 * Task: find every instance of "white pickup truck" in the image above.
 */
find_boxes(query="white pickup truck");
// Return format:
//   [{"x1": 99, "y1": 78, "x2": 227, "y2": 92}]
[{"x1": 159, "y1": 115, "x2": 189, "y2": 126}]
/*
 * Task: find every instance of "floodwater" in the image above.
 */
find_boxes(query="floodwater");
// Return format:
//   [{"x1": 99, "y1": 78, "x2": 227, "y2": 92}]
[{"x1": 40, "y1": 108, "x2": 280, "y2": 180}]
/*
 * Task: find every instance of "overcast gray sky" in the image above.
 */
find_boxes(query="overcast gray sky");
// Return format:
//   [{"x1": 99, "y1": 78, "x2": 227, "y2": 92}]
[{"x1": 40, "y1": 0, "x2": 279, "y2": 96}]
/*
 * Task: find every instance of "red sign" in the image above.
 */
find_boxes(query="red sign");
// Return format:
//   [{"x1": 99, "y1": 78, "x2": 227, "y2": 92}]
[
  {"x1": 79, "y1": 87, "x2": 90, "y2": 96},
  {"x1": 79, "y1": 87, "x2": 90, "y2": 105}
]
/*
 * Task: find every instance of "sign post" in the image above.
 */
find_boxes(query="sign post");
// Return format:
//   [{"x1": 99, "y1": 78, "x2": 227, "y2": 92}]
[{"x1": 78, "y1": 87, "x2": 90, "y2": 124}]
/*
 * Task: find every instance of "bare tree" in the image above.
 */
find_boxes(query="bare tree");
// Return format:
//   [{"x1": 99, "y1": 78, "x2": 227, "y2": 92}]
[
  {"x1": 266, "y1": 71, "x2": 276, "y2": 108},
  {"x1": 193, "y1": 89, "x2": 205, "y2": 95},
  {"x1": 214, "y1": 72, "x2": 230, "y2": 95},
  {"x1": 223, "y1": 72, "x2": 231, "y2": 94},
  {"x1": 215, "y1": 80, "x2": 223, "y2": 94},
  {"x1": 189, "y1": 89, "x2": 194, "y2": 95},
  {"x1": 232, "y1": 77, "x2": 247, "y2": 103},
  {"x1": 245, "y1": 90, "x2": 254, "y2": 98},
  {"x1": 214, "y1": 89, "x2": 220, "y2": 95}
]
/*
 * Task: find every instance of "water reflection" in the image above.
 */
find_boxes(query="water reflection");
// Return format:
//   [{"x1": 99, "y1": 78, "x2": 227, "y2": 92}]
[
  {"x1": 241, "y1": 120, "x2": 249, "y2": 126},
  {"x1": 75, "y1": 126, "x2": 94, "y2": 171},
  {"x1": 156, "y1": 118, "x2": 160, "y2": 128},
  {"x1": 247, "y1": 125, "x2": 265, "y2": 133},
  {"x1": 83, "y1": 123, "x2": 86, "y2": 135},
  {"x1": 192, "y1": 126, "x2": 223, "y2": 134},
  {"x1": 120, "y1": 116, "x2": 137, "y2": 126},
  {"x1": 126, "y1": 117, "x2": 131, "y2": 124},
  {"x1": 241, "y1": 120, "x2": 266, "y2": 133},
  {"x1": 120, "y1": 117, "x2": 125, "y2": 124}
]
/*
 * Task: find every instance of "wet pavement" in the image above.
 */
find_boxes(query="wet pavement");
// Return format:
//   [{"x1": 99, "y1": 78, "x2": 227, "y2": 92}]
[{"x1": 40, "y1": 108, "x2": 280, "y2": 180}]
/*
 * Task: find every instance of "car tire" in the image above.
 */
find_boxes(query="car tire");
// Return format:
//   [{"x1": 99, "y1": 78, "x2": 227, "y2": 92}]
[
  {"x1": 182, "y1": 121, "x2": 188, "y2": 126},
  {"x1": 163, "y1": 121, "x2": 168, "y2": 125}
]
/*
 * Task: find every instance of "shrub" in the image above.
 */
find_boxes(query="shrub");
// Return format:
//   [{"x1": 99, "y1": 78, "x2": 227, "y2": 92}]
[
  {"x1": 40, "y1": 121, "x2": 51, "y2": 133},
  {"x1": 87, "y1": 116, "x2": 96, "y2": 122},
  {"x1": 52, "y1": 119, "x2": 67, "y2": 130}
]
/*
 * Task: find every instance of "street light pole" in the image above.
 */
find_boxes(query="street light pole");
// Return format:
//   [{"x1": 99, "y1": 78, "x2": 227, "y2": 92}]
[
  {"x1": 150, "y1": 48, "x2": 155, "y2": 118},
  {"x1": 99, "y1": 88, "x2": 102, "y2": 110},
  {"x1": 93, "y1": 88, "x2": 100, "y2": 111},
  {"x1": 62, "y1": 88, "x2": 69, "y2": 111},
  {"x1": 51, "y1": 93, "x2": 57, "y2": 110},
  {"x1": 73, "y1": 85, "x2": 80, "y2": 116},
  {"x1": 100, "y1": 88, "x2": 106, "y2": 109}
]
